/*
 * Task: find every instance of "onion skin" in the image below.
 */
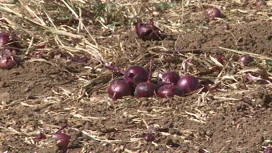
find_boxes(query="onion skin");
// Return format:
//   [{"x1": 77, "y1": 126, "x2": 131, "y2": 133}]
[{"x1": 135, "y1": 19, "x2": 165, "y2": 41}]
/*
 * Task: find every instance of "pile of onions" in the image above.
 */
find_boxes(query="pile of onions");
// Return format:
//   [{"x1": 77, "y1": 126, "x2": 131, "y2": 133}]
[
  {"x1": 106, "y1": 62, "x2": 200, "y2": 100},
  {"x1": 107, "y1": 64, "x2": 151, "y2": 100},
  {"x1": 104, "y1": 40, "x2": 262, "y2": 101}
]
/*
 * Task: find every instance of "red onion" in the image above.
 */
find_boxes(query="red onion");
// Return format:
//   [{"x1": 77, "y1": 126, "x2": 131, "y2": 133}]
[
  {"x1": 207, "y1": 7, "x2": 222, "y2": 19},
  {"x1": 0, "y1": 33, "x2": 9, "y2": 47},
  {"x1": 134, "y1": 59, "x2": 158, "y2": 98},
  {"x1": 239, "y1": 55, "x2": 254, "y2": 66},
  {"x1": 160, "y1": 70, "x2": 180, "y2": 85},
  {"x1": 157, "y1": 84, "x2": 184, "y2": 98},
  {"x1": 223, "y1": 23, "x2": 230, "y2": 30},
  {"x1": 134, "y1": 81, "x2": 157, "y2": 98},
  {"x1": 108, "y1": 80, "x2": 132, "y2": 100},
  {"x1": 124, "y1": 65, "x2": 149, "y2": 87},
  {"x1": 52, "y1": 133, "x2": 70, "y2": 150},
  {"x1": 176, "y1": 75, "x2": 199, "y2": 93},
  {"x1": 212, "y1": 54, "x2": 224, "y2": 65},
  {"x1": 101, "y1": 60, "x2": 149, "y2": 88},
  {"x1": 102, "y1": 61, "x2": 152, "y2": 99},
  {"x1": 135, "y1": 19, "x2": 165, "y2": 41},
  {"x1": 0, "y1": 52, "x2": 16, "y2": 69},
  {"x1": 144, "y1": 133, "x2": 155, "y2": 142}
]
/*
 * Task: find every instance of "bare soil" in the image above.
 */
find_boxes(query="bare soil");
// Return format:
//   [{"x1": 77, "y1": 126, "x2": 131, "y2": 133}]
[{"x1": 0, "y1": 1, "x2": 272, "y2": 153}]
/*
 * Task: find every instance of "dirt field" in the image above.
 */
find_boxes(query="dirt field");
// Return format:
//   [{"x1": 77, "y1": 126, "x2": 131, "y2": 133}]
[{"x1": 0, "y1": 0, "x2": 272, "y2": 153}]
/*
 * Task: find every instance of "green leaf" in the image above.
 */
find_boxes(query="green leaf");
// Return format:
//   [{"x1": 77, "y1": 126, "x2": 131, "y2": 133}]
[
  {"x1": 13, "y1": 0, "x2": 19, "y2": 4},
  {"x1": 122, "y1": 99, "x2": 132, "y2": 105},
  {"x1": 266, "y1": 60, "x2": 272, "y2": 66}
]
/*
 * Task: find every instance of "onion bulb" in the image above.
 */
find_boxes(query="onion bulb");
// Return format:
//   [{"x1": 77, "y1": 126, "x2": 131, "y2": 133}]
[{"x1": 135, "y1": 19, "x2": 165, "y2": 41}]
